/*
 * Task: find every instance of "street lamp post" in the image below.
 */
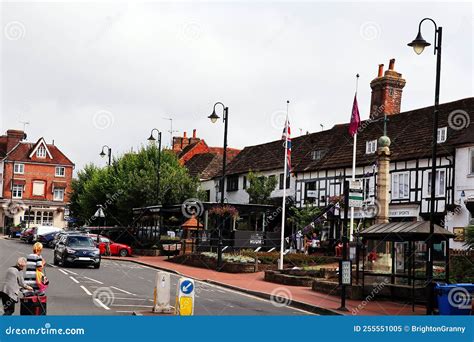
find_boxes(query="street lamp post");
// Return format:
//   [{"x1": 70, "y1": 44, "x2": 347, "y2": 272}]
[
  {"x1": 99, "y1": 145, "x2": 112, "y2": 166},
  {"x1": 208, "y1": 102, "x2": 229, "y2": 270},
  {"x1": 408, "y1": 17, "x2": 442, "y2": 315},
  {"x1": 147, "y1": 129, "x2": 162, "y2": 203}
]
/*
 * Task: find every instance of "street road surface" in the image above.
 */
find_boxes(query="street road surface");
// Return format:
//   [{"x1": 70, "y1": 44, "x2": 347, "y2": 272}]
[{"x1": 0, "y1": 238, "x2": 310, "y2": 316}]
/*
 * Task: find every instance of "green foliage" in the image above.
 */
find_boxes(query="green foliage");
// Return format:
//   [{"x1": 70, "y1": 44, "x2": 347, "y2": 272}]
[
  {"x1": 245, "y1": 171, "x2": 278, "y2": 204},
  {"x1": 450, "y1": 255, "x2": 474, "y2": 283},
  {"x1": 288, "y1": 205, "x2": 322, "y2": 231},
  {"x1": 464, "y1": 225, "x2": 474, "y2": 250},
  {"x1": 239, "y1": 249, "x2": 338, "y2": 266},
  {"x1": 69, "y1": 145, "x2": 202, "y2": 226}
]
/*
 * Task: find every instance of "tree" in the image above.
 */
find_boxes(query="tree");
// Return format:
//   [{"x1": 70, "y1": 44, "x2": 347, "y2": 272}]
[
  {"x1": 245, "y1": 171, "x2": 278, "y2": 204},
  {"x1": 288, "y1": 205, "x2": 322, "y2": 232},
  {"x1": 69, "y1": 145, "x2": 203, "y2": 226}
]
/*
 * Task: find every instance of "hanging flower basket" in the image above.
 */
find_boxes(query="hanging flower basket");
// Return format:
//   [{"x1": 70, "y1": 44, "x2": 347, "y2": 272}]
[{"x1": 209, "y1": 205, "x2": 239, "y2": 219}]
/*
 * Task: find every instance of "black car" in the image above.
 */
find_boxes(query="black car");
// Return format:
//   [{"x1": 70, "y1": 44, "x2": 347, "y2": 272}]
[
  {"x1": 53, "y1": 234, "x2": 101, "y2": 268},
  {"x1": 51, "y1": 230, "x2": 89, "y2": 248},
  {"x1": 37, "y1": 231, "x2": 59, "y2": 248}
]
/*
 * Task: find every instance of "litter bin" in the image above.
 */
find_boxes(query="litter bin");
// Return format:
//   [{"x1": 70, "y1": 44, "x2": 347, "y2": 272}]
[{"x1": 435, "y1": 283, "x2": 474, "y2": 315}]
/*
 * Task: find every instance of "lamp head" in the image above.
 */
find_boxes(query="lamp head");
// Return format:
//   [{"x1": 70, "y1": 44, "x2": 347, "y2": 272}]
[
  {"x1": 408, "y1": 31, "x2": 431, "y2": 55},
  {"x1": 99, "y1": 150, "x2": 106, "y2": 158},
  {"x1": 147, "y1": 134, "x2": 156, "y2": 142},
  {"x1": 208, "y1": 110, "x2": 220, "y2": 123}
]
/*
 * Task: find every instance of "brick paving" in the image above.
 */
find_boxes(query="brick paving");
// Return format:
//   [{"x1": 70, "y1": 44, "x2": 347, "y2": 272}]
[{"x1": 104, "y1": 255, "x2": 426, "y2": 315}]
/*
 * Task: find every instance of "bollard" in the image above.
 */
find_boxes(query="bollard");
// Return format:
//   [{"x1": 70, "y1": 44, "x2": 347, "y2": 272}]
[
  {"x1": 175, "y1": 277, "x2": 195, "y2": 316},
  {"x1": 153, "y1": 272, "x2": 173, "y2": 314}
]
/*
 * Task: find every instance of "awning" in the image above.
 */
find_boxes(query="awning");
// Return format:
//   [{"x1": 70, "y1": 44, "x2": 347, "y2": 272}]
[
  {"x1": 358, "y1": 221, "x2": 455, "y2": 241},
  {"x1": 52, "y1": 181, "x2": 67, "y2": 188},
  {"x1": 10, "y1": 179, "x2": 26, "y2": 186}
]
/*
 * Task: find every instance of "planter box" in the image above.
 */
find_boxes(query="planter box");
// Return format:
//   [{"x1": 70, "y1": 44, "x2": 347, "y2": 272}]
[
  {"x1": 134, "y1": 248, "x2": 161, "y2": 256},
  {"x1": 265, "y1": 269, "x2": 322, "y2": 287},
  {"x1": 169, "y1": 254, "x2": 257, "y2": 273}
]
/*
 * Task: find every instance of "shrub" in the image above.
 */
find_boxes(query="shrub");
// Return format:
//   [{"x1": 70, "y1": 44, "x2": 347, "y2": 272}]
[{"x1": 450, "y1": 255, "x2": 474, "y2": 283}]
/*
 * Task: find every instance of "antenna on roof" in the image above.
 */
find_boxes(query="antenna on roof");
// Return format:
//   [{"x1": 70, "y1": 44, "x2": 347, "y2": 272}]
[
  {"x1": 163, "y1": 117, "x2": 178, "y2": 147},
  {"x1": 320, "y1": 124, "x2": 324, "y2": 131},
  {"x1": 19, "y1": 120, "x2": 29, "y2": 132}
]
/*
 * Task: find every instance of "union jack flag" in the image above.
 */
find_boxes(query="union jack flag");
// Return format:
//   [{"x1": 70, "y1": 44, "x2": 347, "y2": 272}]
[{"x1": 282, "y1": 118, "x2": 292, "y2": 176}]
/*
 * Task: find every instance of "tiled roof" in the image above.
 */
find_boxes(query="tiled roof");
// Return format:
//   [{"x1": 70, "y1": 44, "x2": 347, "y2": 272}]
[
  {"x1": 2, "y1": 140, "x2": 74, "y2": 166},
  {"x1": 225, "y1": 97, "x2": 474, "y2": 175}
]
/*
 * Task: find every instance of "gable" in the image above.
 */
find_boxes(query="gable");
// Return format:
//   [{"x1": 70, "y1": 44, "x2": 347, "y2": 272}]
[{"x1": 28, "y1": 138, "x2": 53, "y2": 159}]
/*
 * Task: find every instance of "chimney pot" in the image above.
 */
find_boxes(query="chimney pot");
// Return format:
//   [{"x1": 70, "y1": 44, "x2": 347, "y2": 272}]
[
  {"x1": 183, "y1": 131, "x2": 187, "y2": 138},
  {"x1": 389, "y1": 59, "x2": 395, "y2": 70},
  {"x1": 192, "y1": 129, "x2": 196, "y2": 138},
  {"x1": 378, "y1": 64, "x2": 384, "y2": 77}
]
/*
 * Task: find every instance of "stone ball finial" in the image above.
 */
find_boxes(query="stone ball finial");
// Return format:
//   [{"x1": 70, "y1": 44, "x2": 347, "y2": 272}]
[{"x1": 378, "y1": 135, "x2": 391, "y2": 147}]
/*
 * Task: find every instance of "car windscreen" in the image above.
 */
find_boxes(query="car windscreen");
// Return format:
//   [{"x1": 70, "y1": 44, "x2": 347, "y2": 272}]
[{"x1": 67, "y1": 236, "x2": 95, "y2": 248}]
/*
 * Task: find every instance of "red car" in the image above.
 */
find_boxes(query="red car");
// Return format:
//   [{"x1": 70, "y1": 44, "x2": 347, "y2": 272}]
[{"x1": 88, "y1": 234, "x2": 132, "y2": 257}]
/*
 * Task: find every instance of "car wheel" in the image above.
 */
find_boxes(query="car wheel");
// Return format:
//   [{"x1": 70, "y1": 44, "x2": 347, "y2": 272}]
[
  {"x1": 53, "y1": 255, "x2": 59, "y2": 266},
  {"x1": 119, "y1": 249, "x2": 128, "y2": 257},
  {"x1": 93, "y1": 263, "x2": 100, "y2": 269}
]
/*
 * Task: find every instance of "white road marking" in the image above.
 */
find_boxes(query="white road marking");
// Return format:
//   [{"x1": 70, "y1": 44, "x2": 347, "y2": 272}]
[
  {"x1": 111, "y1": 304, "x2": 152, "y2": 308},
  {"x1": 110, "y1": 286, "x2": 136, "y2": 295},
  {"x1": 48, "y1": 264, "x2": 57, "y2": 268},
  {"x1": 138, "y1": 276, "x2": 144, "y2": 280},
  {"x1": 62, "y1": 269, "x2": 78, "y2": 275},
  {"x1": 111, "y1": 297, "x2": 151, "y2": 301},
  {"x1": 94, "y1": 299, "x2": 110, "y2": 310},
  {"x1": 69, "y1": 276, "x2": 80, "y2": 284},
  {"x1": 58, "y1": 269, "x2": 68, "y2": 275},
  {"x1": 116, "y1": 310, "x2": 134, "y2": 313},
  {"x1": 80, "y1": 286, "x2": 92, "y2": 296},
  {"x1": 82, "y1": 276, "x2": 103, "y2": 284}
]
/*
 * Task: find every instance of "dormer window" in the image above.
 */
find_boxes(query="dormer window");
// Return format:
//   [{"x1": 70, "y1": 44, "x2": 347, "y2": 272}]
[
  {"x1": 366, "y1": 140, "x2": 377, "y2": 154},
  {"x1": 37, "y1": 145, "x2": 47, "y2": 158},
  {"x1": 437, "y1": 127, "x2": 447, "y2": 143},
  {"x1": 311, "y1": 150, "x2": 325, "y2": 161}
]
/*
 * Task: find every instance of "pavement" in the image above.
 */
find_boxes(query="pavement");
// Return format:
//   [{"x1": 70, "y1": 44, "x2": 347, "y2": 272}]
[
  {"x1": 0, "y1": 237, "x2": 309, "y2": 316},
  {"x1": 102, "y1": 254, "x2": 427, "y2": 316}
]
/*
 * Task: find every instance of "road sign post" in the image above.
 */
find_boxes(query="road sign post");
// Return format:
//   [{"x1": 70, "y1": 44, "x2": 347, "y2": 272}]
[
  {"x1": 176, "y1": 278, "x2": 195, "y2": 316},
  {"x1": 153, "y1": 272, "x2": 173, "y2": 314}
]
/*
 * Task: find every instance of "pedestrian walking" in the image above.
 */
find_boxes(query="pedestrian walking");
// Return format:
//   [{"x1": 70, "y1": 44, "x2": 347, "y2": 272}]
[
  {"x1": 1, "y1": 257, "x2": 33, "y2": 315},
  {"x1": 24, "y1": 242, "x2": 45, "y2": 292}
]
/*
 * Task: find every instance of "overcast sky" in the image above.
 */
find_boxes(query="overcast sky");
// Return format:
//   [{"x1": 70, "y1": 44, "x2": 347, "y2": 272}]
[{"x1": 1, "y1": 1, "x2": 472, "y2": 171}]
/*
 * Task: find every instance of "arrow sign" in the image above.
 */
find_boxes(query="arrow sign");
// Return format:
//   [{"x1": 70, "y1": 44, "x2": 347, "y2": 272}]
[{"x1": 180, "y1": 279, "x2": 194, "y2": 295}]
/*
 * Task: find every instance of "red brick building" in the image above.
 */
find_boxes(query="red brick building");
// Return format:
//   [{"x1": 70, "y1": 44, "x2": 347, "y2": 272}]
[{"x1": 0, "y1": 129, "x2": 74, "y2": 229}]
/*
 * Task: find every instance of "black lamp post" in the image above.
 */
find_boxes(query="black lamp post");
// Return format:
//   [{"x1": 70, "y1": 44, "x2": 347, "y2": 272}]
[
  {"x1": 147, "y1": 128, "x2": 162, "y2": 203},
  {"x1": 208, "y1": 102, "x2": 229, "y2": 270},
  {"x1": 408, "y1": 18, "x2": 442, "y2": 315},
  {"x1": 99, "y1": 145, "x2": 112, "y2": 166}
]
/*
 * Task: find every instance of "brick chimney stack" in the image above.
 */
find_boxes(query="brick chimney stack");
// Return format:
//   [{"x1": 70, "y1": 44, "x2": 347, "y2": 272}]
[
  {"x1": 172, "y1": 130, "x2": 201, "y2": 153},
  {"x1": 6, "y1": 129, "x2": 26, "y2": 153},
  {"x1": 370, "y1": 58, "x2": 406, "y2": 118}
]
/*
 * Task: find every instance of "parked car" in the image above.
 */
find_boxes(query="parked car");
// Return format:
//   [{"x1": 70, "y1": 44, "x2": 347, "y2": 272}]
[
  {"x1": 8, "y1": 225, "x2": 22, "y2": 238},
  {"x1": 37, "y1": 230, "x2": 64, "y2": 248},
  {"x1": 53, "y1": 234, "x2": 101, "y2": 268},
  {"x1": 88, "y1": 234, "x2": 133, "y2": 257},
  {"x1": 20, "y1": 227, "x2": 36, "y2": 243},
  {"x1": 32, "y1": 225, "x2": 63, "y2": 243}
]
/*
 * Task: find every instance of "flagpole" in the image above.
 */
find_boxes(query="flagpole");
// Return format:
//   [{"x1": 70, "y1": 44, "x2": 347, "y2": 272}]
[
  {"x1": 349, "y1": 74, "x2": 359, "y2": 242},
  {"x1": 279, "y1": 100, "x2": 289, "y2": 270}
]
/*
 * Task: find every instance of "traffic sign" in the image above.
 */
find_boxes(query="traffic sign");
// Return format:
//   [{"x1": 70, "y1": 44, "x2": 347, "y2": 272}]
[{"x1": 180, "y1": 279, "x2": 194, "y2": 295}]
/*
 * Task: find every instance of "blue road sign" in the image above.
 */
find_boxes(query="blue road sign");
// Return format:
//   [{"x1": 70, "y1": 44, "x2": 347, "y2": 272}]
[{"x1": 180, "y1": 279, "x2": 194, "y2": 295}]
